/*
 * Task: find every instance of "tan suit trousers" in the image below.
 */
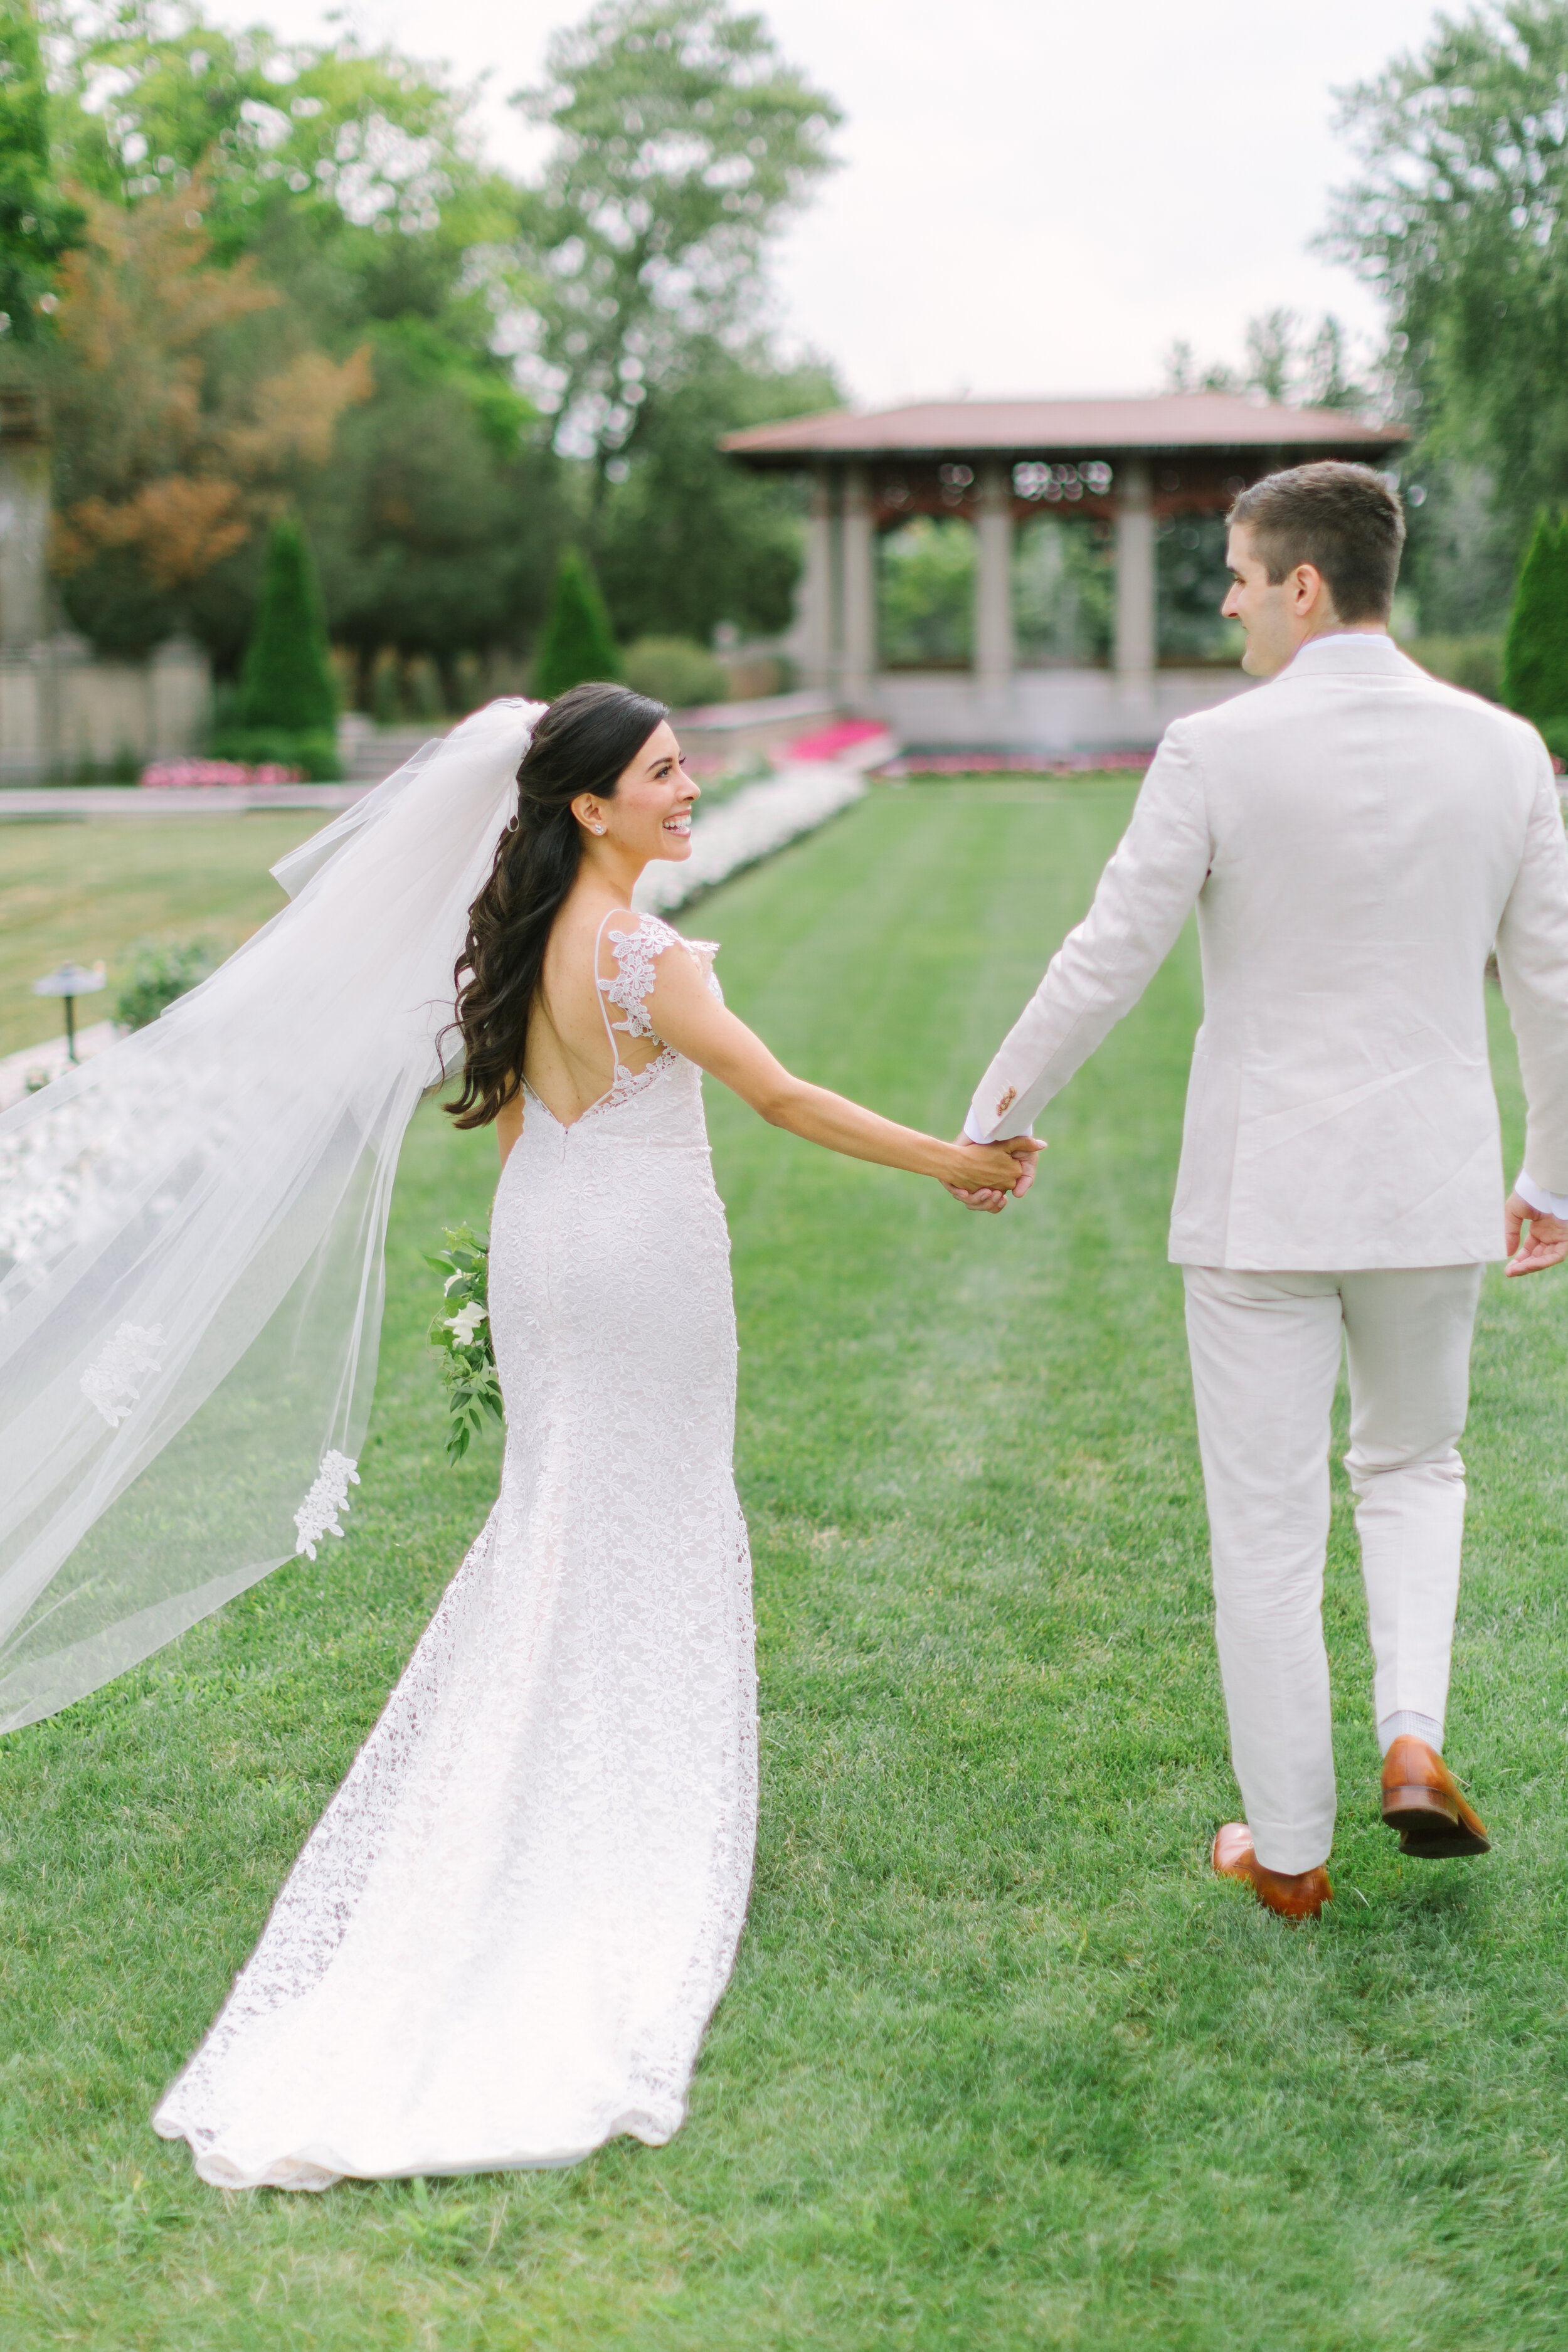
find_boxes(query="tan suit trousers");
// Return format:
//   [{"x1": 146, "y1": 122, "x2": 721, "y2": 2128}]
[{"x1": 1182, "y1": 1263, "x2": 1484, "y2": 1875}]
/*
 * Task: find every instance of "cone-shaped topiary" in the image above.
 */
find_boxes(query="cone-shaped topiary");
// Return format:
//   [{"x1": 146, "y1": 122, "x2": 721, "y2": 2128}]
[
  {"x1": 237, "y1": 515, "x2": 337, "y2": 733},
  {"x1": 531, "y1": 547, "x2": 622, "y2": 700},
  {"x1": 1503, "y1": 510, "x2": 1568, "y2": 731}
]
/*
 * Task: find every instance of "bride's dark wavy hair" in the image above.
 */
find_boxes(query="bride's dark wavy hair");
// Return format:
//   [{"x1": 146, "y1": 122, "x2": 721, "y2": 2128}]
[{"x1": 443, "y1": 681, "x2": 669, "y2": 1130}]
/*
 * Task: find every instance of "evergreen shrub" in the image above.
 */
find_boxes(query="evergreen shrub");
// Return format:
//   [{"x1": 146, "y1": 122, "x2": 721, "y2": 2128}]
[
  {"x1": 531, "y1": 549, "x2": 622, "y2": 700},
  {"x1": 114, "y1": 940, "x2": 218, "y2": 1031},
  {"x1": 216, "y1": 516, "x2": 340, "y2": 774},
  {"x1": 238, "y1": 515, "x2": 337, "y2": 731},
  {"x1": 623, "y1": 637, "x2": 729, "y2": 710},
  {"x1": 1503, "y1": 511, "x2": 1568, "y2": 726}
]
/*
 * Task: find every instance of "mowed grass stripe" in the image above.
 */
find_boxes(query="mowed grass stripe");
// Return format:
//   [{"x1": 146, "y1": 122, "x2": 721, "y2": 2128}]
[
  {"x1": 0, "y1": 779, "x2": 1564, "y2": 2349},
  {"x1": 0, "y1": 812, "x2": 322, "y2": 1057}
]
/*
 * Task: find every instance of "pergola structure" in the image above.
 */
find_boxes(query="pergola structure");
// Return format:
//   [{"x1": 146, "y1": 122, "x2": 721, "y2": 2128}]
[{"x1": 723, "y1": 393, "x2": 1407, "y2": 750}]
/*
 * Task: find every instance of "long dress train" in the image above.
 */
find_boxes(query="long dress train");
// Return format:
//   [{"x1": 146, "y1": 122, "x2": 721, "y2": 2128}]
[{"x1": 153, "y1": 918, "x2": 756, "y2": 2188}]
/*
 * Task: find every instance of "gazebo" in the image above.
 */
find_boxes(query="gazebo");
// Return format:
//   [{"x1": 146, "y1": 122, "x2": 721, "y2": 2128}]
[{"x1": 722, "y1": 393, "x2": 1407, "y2": 751}]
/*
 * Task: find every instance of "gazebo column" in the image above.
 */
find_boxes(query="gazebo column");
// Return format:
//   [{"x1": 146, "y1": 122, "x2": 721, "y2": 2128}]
[
  {"x1": 839, "y1": 459, "x2": 876, "y2": 708},
  {"x1": 974, "y1": 460, "x2": 1015, "y2": 686},
  {"x1": 797, "y1": 462, "x2": 835, "y2": 691},
  {"x1": 1113, "y1": 455, "x2": 1156, "y2": 691}
]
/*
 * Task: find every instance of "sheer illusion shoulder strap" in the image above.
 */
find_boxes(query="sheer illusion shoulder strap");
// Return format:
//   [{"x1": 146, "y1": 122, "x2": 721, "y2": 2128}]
[{"x1": 598, "y1": 915, "x2": 722, "y2": 1045}]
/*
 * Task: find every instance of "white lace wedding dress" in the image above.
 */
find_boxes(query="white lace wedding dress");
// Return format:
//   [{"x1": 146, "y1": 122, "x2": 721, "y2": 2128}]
[{"x1": 154, "y1": 916, "x2": 757, "y2": 2189}]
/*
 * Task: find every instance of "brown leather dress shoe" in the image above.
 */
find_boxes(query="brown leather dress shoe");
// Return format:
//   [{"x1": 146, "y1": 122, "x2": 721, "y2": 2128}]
[
  {"x1": 1380, "y1": 1735, "x2": 1490, "y2": 1858},
  {"x1": 1212, "y1": 1823, "x2": 1332, "y2": 1920}
]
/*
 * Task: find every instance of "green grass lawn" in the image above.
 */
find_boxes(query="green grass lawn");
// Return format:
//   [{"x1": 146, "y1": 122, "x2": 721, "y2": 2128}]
[
  {"x1": 2, "y1": 778, "x2": 1566, "y2": 2350},
  {"x1": 0, "y1": 813, "x2": 320, "y2": 1057}
]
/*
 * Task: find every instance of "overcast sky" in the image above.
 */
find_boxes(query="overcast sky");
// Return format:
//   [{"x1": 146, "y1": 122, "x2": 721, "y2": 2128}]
[{"x1": 205, "y1": 0, "x2": 1444, "y2": 406}]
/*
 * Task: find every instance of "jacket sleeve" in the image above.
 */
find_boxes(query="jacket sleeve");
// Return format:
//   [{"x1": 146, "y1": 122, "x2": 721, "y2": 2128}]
[
  {"x1": 1495, "y1": 751, "x2": 1568, "y2": 1195},
  {"x1": 964, "y1": 729, "x2": 1211, "y2": 1142}
]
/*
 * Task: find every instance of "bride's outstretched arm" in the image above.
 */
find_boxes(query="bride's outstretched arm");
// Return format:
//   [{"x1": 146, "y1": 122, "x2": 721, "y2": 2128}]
[{"x1": 647, "y1": 945, "x2": 1037, "y2": 1194}]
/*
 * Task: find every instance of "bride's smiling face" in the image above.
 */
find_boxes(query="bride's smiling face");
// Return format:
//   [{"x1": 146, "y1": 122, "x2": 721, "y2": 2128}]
[{"x1": 575, "y1": 721, "x2": 698, "y2": 864}]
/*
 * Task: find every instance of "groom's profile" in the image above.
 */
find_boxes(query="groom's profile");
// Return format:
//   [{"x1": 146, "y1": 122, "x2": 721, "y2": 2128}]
[{"x1": 957, "y1": 460, "x2": 1568, "y2": 1918}]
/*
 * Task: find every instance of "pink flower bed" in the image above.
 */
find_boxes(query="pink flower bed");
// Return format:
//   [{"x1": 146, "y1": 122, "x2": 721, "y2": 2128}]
[
  {"x1": 787, "y1": 719, "x2": 890, "y2": 762},
  {"x1": 140, "y1": 758, "x2": 304, "y2": 788}
]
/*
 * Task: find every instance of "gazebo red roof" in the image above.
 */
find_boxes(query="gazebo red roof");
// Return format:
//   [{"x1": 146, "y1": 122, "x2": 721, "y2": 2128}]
[{"x1": 722, "y1": 392, "x2": 1407, "y2": 464}]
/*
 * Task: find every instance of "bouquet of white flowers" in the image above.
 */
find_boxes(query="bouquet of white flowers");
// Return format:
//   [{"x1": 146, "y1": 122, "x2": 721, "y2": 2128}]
[{"x1": 426, "y1": 1224, "x2": 504, "y2": 1462}]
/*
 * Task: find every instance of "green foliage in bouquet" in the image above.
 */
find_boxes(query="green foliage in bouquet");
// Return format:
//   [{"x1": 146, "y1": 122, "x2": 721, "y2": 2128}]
[{"x1": 426, "y1": 1224, "x2": 504, "y2": 1463}]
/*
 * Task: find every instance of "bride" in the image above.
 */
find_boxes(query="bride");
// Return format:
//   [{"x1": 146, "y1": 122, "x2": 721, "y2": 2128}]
[{"x1": 82, "y1": 684, "x2": 1030, "y2": 2188}]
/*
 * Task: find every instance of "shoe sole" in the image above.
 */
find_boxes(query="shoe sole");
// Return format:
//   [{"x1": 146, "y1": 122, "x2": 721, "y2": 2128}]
[{"x1": 1382, "y1": 1785, "x2": 1491, "y2": 1858}]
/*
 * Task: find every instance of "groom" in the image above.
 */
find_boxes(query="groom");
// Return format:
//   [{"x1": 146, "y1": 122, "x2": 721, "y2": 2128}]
[{"x1": 955, "y1": 460, "x2": 1568, "y2": 1919}]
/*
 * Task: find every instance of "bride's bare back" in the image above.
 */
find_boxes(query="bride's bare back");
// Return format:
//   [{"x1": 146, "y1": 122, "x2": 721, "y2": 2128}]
[
  {"x1": 521, "y1": 903, "x2": 665, "y2": 1130},
  {"x1": 495, "y1": 714, "x2": 1034, "y2": 1205}
]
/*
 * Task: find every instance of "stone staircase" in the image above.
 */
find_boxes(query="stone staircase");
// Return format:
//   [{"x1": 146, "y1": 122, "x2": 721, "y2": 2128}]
[{"x1": 336, "y1": 721, "x2": 447, "y2": 783}]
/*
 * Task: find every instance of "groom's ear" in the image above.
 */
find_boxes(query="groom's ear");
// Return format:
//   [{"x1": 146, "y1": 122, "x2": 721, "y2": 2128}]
[{"x1": 1289, "y1": 561, "x2": 1335, "y2": 622}]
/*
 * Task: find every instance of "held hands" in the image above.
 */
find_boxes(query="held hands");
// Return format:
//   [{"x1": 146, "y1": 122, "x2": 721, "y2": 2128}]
[
  {"x1": 943, "y1": 1134, "x2": 1042, "y2": 1214},
  {"x1": 1505, "y1": 1191, "x2": 1568, "y2": 1276}
]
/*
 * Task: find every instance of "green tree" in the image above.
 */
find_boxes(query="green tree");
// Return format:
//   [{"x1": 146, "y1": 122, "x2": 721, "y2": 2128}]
[
  {"x1": 51, "y1": 5, "x2": 517, "y2": 272},
  {"x1": 1163, "y1": 309, "x2": 1370, "y2": 410},
  {"x1": 299, "y1": 332, "x2": 568, "y2": 707},
  {"x1": 515, "y1": 0, "x2": 839, "y2": 482},
  {"x1": 594, "y1": 341, "x2": 840, "y2": 644},
  {"x1": 532, "y1": 547, "x2": 622, "y2": 698},
  {"x1": 1327, "y1": 7, "x2": 1568, "y2": 571},
  {"x1": 1503, "y1": 510, "x2": 1568, "y2": 728},
  {"x1": 238, "y1": 514, "x2": 336, "y2": 731},
  {"x1": 0, "y1": 3, "x2": 83, "y2": 339},
  {"x1": 40, "y1": 4, "x2": 559, "y2": 680}
]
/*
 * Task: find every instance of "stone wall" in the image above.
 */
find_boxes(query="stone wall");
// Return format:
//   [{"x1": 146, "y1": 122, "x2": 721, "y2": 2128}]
[
  {"x1": 0, "y1": 391, "x2": 213, "y2": 780},
  {"x1": 0, "y1": 633, "x2": 212, "y2": 780}
]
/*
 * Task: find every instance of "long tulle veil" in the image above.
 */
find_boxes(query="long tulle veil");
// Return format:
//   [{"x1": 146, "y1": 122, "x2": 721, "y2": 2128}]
[{"x1": 0, "y1": 697, "x2": 542, "y2": 1732}]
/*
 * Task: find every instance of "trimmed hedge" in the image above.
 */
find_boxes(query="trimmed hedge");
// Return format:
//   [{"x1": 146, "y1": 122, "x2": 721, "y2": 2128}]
[
  {"x1": 208, "y1": 725, "x2": 340, "y2": 782},
  {"x1": 623, "y1": 636, "x2": 730, "y2": 710}
]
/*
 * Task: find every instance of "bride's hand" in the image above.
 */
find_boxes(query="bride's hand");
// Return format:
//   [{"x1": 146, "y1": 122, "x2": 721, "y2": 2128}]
[{"x1": 943, "y1": 1134, "x2": 1041, "y2": 1212}]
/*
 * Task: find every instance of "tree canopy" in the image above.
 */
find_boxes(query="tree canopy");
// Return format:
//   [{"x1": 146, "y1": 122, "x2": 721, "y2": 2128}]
[
  {"x1": 11, "y1": 0, "x2": 840, "y2": 691},
  {"x1": 1326, "y1": 3, "x2": 1568, "y2": 624},
  {"x1": 0, "y1": 3, "x2": 83, "y2": 339},
  {"x1": 515, "y1": 0, "x2": 839, "y2": 477}
]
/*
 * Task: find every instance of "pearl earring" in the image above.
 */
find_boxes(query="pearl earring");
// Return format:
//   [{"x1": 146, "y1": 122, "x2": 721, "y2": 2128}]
[{"x1": 591, "y1": 822, "x2": 607, "y2": 835}]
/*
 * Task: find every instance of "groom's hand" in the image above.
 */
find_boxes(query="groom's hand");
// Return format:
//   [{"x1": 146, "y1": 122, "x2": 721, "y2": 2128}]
[
  {"x1": 944, "y1": 1133, "x2": 1041, "y2": 1214},
  {"x1": 1505, "y1": 1191, "x2": 1568, "y2": 1276}
]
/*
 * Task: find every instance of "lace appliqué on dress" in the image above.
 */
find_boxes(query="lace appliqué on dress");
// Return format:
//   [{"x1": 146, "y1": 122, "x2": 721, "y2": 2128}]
[
  {"x1": 600, "y1": 914, "x2": 679, "y2": 1040},
  {"x1": 600, "y1": 917, "x2": 723, "y2": 1042},
  {"x1": 80, "y1": 1322, "x2": 165, "y2": 1427},
  {"x1": 294, "y1": 1450, "x2": 360, "y2": 1559}
]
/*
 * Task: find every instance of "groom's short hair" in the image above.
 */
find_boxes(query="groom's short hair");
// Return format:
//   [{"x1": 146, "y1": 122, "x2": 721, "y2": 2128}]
[{"x1": 1229, "y1": 462, "x2": 1406, "y2": 622}]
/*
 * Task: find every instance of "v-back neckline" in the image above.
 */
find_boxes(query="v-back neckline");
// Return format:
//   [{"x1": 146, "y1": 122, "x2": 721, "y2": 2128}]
[{"x1": 522, "y1": 1051, "x2": 677, "y2": 1133}]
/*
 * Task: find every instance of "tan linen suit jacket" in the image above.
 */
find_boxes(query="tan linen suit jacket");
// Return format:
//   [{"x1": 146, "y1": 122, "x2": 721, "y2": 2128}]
[{"x1": 966, "y1": 632, "x2": 1568, "y2": 1269}]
